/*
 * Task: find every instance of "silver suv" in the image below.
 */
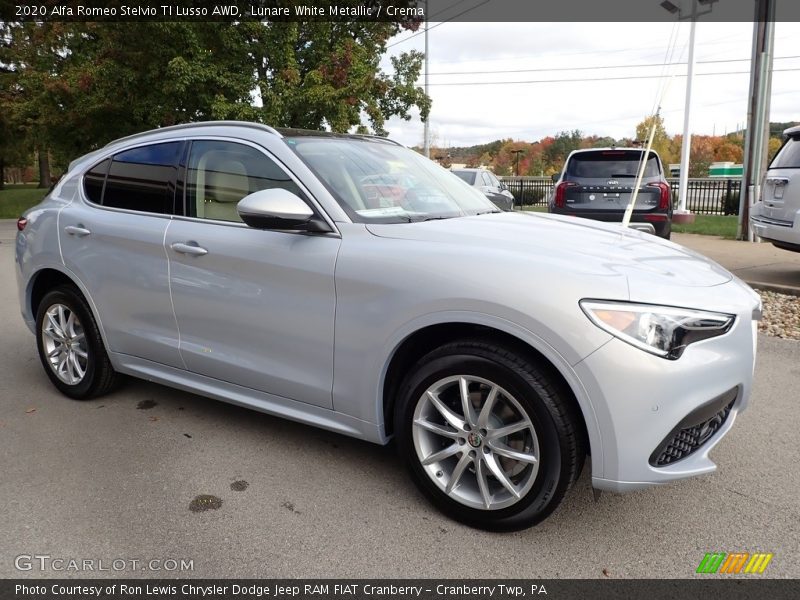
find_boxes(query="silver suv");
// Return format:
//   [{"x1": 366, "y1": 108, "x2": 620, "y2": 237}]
[
  {"x1": 751, "y1": 125, "x2": 800, "y2": 252},
  {"x1": 16, "y1": 122, "x2": 760, "y2": 530}
]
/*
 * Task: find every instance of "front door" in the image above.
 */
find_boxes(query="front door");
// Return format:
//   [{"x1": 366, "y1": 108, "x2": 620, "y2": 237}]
[{"x1": 165, "y1": 140, "x2": 339, "y2": 408}]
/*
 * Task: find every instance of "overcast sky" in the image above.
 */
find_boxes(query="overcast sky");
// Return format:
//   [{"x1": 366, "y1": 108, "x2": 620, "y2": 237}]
[{"x1": 380, "y1": 21, "x2": 799, "y2": 148}]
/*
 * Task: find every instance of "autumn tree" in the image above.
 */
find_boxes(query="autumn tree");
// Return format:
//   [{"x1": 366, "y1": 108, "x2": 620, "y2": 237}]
[
  {"x1": 635, "y1": 114, "x2": 672, "y2": 164},
  {"x1": 768, "y1": 137, "x2": 783, "y2": 162},
  {"x1": 543, "y1": 130, "x2": 582, "y2": 173}
]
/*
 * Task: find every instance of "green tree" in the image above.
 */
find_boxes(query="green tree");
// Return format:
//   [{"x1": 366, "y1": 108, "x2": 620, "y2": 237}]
[
  {"x1": 251, "y1": 21, "x2": 428, "y2": 134},
  {"x1": 543, "y1": 130, "x2": 583, "y2": 172},
  {"x1": 1, "y1": 18, "x2": 430, "y2": 170}
]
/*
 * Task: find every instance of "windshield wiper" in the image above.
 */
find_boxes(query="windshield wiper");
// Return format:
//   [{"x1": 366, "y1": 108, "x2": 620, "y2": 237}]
[{"x1": 474, "y1": 210, "x2": 501, "y2": 215}]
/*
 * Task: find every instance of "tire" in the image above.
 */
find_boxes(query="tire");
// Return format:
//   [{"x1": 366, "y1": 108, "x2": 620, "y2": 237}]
[
  {"x1": 35, "y1": 285, "x2": 118, "y2": 400},
  {"x1": 395, "y1": 339, "x2": 584, "y2": 531}
]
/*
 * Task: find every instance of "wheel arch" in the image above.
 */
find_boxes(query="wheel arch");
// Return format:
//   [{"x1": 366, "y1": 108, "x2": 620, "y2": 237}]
[
  {"x1": 27, "y1": 266, "x2": 111, "y2": 354},
  {"x1": 380, "y1": 318, "x2": 602, "y2": 473}
]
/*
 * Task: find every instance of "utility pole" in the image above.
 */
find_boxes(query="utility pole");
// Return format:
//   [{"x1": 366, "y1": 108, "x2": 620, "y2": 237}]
[
  {"x1": 738, "y1": 0, "x2": 776, "y2": 240},
  {"x1": 511, "y1": 149, "x2": 524, "y2": 176},
  {"x1": 675, "y1": 0, "x2": 697, "y2": 221},
  {"x1": 423, "y1": 0, "x2": 430, "y2": 158}
]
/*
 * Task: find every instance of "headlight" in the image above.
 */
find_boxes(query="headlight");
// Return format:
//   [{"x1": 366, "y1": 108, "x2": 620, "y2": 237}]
[{"x1": 580, "y1": 300, "x2": 735, "y2": 360}]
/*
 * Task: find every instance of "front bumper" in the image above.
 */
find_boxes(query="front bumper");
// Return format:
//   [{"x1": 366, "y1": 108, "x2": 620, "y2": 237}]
[{"x1": 574, "y1": 290, "x2": 758, "y2": 493}]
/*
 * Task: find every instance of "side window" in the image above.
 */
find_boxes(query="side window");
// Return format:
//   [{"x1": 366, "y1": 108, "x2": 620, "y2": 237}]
[
  {"x1": 84, "y1": 158, "x2": 110, "y2": 204},
  {"x1": 187, "y1": 140, "x2": 303, "y2": 223},
  {"x1": 481, "y1": 172, "x2": 493, "y2": 187},
  {"x1": 103, "y1": 142, "x2": 182, "y2": 214}
]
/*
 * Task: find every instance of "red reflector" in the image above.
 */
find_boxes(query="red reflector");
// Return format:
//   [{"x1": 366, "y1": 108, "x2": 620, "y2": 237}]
[
  {"x1": 647, "y1": 182, "x2": 671, "y2": 210},
  {"x1": 17, "y1": 217, "x2": 27, "y2": 232},
  {"x1": 643, "y1": 214, "x2": 668, "y2": 222}
]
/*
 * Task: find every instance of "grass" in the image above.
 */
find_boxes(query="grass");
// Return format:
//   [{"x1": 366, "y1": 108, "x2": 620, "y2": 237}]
[
  {"x1": 0, "y1": 184, "x2": 48, "y2": 219},
  {"x1": 516, "y1": 205, "x2": 549, "y2": 213},
  {"x1": 672, "y1": 214, "x2": 739, "y2": 239}
]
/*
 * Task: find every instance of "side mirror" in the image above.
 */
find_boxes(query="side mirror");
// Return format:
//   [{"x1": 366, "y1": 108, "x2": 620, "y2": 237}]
[
  {"x1": 237, "y1": 189, "x2": 329, "y2": 232},
  {"x1": 551, "y1": 173, "x2": 560, "y2": 183},
  {"x1": 500, "y1": 182, "x2": 508, "y2": 191}
]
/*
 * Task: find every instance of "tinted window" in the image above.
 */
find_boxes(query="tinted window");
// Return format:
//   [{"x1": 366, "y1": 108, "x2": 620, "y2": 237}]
[
  {"x1": 84, "y1": 158, "x2": 110, "y2": 204},
  {"x1": 453, "y1": 171, "x2": 476, "y2": 185},
  {"x1": 770, "y1": 138, "x2": 800, "y2": 169},
  {"x1": 187, "y1": 140, "x2": 302, "y2": 223},
  {"x1": 567, "y1": 151, "x2": 661, "y2": 178},
  {"x1": 104, "y1": 142, "x2": 181, "y2": 214}
]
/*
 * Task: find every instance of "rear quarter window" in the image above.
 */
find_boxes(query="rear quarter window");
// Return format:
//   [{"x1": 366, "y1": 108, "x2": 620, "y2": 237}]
[
  {"x1": 83, "y1": 159, "x2": 111, "y2": 204},
  {"x1": 770, "y1": 138, "x2": 800, "y2": 169},
  {"x1": 102, "y1": 142, "x2": 183, "y2": 214}
]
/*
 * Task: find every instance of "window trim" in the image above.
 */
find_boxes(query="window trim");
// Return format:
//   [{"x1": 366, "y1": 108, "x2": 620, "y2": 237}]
[
  {"x1": 171, "y1": 136, "x2": 339, "y2": 235},
  {"x1": 79, "y1": 139, "x2": 186, "y2": 221},
  {"x1": 78, "y1": 135, "x2": 339, "y2": 236}
]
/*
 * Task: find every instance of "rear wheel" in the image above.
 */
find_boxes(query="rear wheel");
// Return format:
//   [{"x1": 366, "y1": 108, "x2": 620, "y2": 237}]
[
  {"x1": 35, "y1": 286, "x2": 118, "y2": 400},
  {"x1": 395, "y1": 340, "x2": 584, "y2": 530}
]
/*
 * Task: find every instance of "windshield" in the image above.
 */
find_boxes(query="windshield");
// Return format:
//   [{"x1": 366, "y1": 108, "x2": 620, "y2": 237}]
[
  {"x1": 567, "y1": 150, "x2": 661, "y2": 179},
  {"x1": 285, "y1": 136, "x2": 497, "y2": 223}
]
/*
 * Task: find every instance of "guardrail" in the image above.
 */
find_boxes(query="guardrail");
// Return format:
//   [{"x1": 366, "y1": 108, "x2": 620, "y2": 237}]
[{"x1": 499, "y1": 176, "x2": 742, "y2": 215}]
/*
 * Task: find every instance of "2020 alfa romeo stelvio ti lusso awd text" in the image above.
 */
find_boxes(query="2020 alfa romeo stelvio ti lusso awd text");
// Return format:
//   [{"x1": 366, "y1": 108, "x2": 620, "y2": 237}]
[{"x1": 16, "y1": 122, "x2": 761, "y2": 530}]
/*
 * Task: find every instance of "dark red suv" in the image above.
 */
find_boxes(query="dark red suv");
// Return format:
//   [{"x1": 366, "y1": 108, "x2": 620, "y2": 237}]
[{"x1": 549, "y1": 148, "x2": 672, "y2": 239}]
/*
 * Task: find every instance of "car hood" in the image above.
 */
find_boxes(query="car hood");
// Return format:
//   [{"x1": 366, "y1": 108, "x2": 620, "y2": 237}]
[{"x1": 366, "y1": 212, "x2": 733, "y2": 288}]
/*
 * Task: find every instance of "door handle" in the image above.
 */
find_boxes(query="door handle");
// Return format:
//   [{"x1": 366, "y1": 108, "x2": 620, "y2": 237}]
[
  {"x1": 171, "y1": 242, "x2": 208, "y2": 256},
  {"x1": 64, "y1": 225, "x2": 91, "y2": 237}
]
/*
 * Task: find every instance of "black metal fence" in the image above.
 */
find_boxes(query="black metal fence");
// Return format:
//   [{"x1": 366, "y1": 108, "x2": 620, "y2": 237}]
[{"x1": 499, "y1": 176, "x2": 742, "y2": 215}]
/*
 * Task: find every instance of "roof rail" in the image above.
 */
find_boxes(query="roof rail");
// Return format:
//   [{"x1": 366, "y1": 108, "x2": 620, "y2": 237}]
[
  {"x1": 104, "y1": 120, "x2": 282, "y2": 148},
  {"x1": 355, "y1": 133, "x2": 403, "y2": 146}
]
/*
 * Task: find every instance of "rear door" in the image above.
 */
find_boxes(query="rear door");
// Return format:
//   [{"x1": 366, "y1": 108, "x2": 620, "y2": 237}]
[
  {"x1": 761, "y1": 135, "x2": 800, "y2": 224},
  {"x1": 60, "y1": 142, "x2": 184, "y2": 368}
]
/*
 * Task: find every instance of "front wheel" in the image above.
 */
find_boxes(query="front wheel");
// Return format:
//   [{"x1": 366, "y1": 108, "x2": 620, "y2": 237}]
[
  {"x1": 395, "y1": 340, "x2": 584, "y2": 531},
  {"x1": 35, "y1": 285, "x2": 118, "y2": 400}
]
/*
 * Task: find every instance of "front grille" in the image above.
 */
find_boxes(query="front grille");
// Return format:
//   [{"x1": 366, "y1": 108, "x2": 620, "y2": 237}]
[{"x1": 650, "y1": 392, "x2": 737, "y2": 467}]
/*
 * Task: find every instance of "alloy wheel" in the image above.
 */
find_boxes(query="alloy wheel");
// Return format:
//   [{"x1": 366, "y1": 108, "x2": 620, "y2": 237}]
[{"x1": 412, "y1": 375, "x2": 540, "y2": 511}]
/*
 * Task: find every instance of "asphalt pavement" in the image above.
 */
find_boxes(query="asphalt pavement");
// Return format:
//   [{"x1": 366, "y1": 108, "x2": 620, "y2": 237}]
[{"x1": 0, "y1": 221, "x2": 798, "y2": 579}]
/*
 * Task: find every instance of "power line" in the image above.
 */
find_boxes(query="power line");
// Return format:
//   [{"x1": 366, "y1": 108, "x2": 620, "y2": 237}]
[
  {"x1": 423, "y1": 67, "x2": 800, "y2": 86},
  {"x1": 386, "y1": 0, "x2": 491, "y2": 49},
  {"x1": 424, "y1": 55, "x2": 800, "y2": 76}
]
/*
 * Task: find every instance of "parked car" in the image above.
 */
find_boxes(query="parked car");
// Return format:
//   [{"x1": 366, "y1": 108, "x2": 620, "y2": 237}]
[
  {"x1": 750, "y1": 125, "x2": 800, "y2": 252},
  {"x1": 451, "y1": 167, "x2": 515, "y2": 211},
  {"x1": 16, "y1": 122, "x2": 760, "y2": 530},
  {"x1": 549, "y1": 148, "x2": 673, "y2": 239}
]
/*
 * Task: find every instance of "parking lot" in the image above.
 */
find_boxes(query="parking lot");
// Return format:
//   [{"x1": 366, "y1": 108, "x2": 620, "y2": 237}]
[{"x1": 1, "y1": 223, "x2": 798, "y2": 579}]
